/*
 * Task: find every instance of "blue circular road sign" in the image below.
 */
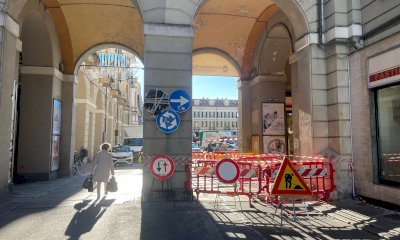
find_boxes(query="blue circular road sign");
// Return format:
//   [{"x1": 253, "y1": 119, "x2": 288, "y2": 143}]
[
  {"x1": 156, "y1": 109, "x2": 180, "y2": 133},
  {"x1": 169, "y1": 90, "x2": 191, "y2": 113}
]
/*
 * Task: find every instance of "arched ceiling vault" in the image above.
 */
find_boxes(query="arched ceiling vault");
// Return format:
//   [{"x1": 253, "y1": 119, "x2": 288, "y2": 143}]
[
  {"x1": 42, "y1": 0, "x2": 144, "y2": 74},
  {"x1": 193, "y1": 0, "x2": 283, "y2": 78},
  {"x1": 193, "y1": 0, "x2": 304, "y2": 79}
]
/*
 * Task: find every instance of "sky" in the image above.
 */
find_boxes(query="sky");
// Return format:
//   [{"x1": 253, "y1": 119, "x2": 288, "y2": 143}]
[
  {"x1": 136, "y1": 69, "x2": 238, "y2": 100},
  {"x1": 133, "y1": 55, "x2": 238, "y2": 100},
  {"x1": 192, "y1": 76, "x2": 238, "y2": 100}
]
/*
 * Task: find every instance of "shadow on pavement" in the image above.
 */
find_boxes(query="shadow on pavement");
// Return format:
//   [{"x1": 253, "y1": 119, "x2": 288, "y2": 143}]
[
  {"x1": 65, "y1": 197, "x2": 115, "y2": 239},
  {"x1": 140, "y1": 194, "x2": 400, "y2": 240},
  {"x1": 0, "y1": 173, "x2": 90, "y2": 229},
  {"x1": 140, "y1": 201, "x2": 226, "y2": 240}
]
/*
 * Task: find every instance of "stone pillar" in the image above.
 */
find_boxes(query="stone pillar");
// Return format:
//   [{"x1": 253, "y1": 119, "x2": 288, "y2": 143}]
[
  {"x1": 0, "y1": 12, "x2": 19, "y2": 191},
  {"x1": 238, "y1": 80, "x2": 252, "y2": 153},
  {"x1": 94, "y1": 110, "x2": 105, "y2": 154},
  {"x1": 290, "y1": 46, "x2": 314, "y2": 156},
  {"x1": 59, "y1": 75, "x2": 76, "y2": 177},
  {"x1": 291, "y1": 42, "x2": 352, "y2": 199},
  {"x1": 142, "y1": 23, "x2": 193, "y2": 200},
  {"x1": 249, "y1": 75, "x2": 286, "y2": 153},
  {"x1": 325, "y1": 44, "x2": 352, "y2": 199}
]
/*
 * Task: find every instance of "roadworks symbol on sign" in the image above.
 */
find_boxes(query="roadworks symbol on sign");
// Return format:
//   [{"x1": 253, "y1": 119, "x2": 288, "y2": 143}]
[{"x1": 271, "y1": 158, "x2": 312, "y2": 196}]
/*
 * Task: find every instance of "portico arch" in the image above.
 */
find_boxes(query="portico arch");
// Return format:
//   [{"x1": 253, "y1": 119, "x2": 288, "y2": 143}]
[
  {"x1": 74, "y1": 43, "x2": 143, "y2": 76},
  {"x1": 195, "y1": 0, "x2": 308, "y2": 40},
  {"x1": 15, "y1": 7, "x2": 62, "y2": 182},
  {"x1": 192, "y1": 49, "x2": 241, "y2": 77}
]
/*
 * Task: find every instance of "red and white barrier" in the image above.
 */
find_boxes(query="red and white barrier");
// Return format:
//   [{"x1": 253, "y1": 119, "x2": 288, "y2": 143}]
[
  {"x1": 187, "y1": 153, "x2": 337, "y2": 205},
  {"x1": 186, "y1": 159, "x2": 262, "y2": 207}
]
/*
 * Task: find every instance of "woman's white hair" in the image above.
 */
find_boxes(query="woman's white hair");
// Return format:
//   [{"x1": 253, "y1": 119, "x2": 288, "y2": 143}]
[{"x1": 100, "y1": 142, "x2": 111, "y2": 150}]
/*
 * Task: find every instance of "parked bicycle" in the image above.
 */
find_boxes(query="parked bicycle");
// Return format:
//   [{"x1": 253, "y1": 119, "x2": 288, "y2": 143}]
[{"x1": 73, "y1": 148, "x2": 88, "y2": 176}]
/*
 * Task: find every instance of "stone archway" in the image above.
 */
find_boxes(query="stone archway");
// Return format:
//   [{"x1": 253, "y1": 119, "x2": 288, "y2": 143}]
[
  {"x1": 16, "y1": 8, "x2": 60, "y2": 182},
  {"x1": 192, "y1": 49, "x2": 241, "y2": 77}
]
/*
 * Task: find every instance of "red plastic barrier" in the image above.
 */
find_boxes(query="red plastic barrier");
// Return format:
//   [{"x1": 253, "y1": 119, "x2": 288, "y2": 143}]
[
  {"x1": 186, "y1": 160, "x2": 262, "y2": 207},
  {"x1": 262, "y1": 159, "x2": 335, "y2": 202},
  {"x1": 192, "y1": 152, "x2": 242, "y2": 161},
  {"x1": 186, "y1": 154, "x2": 336, "y2": 204}
]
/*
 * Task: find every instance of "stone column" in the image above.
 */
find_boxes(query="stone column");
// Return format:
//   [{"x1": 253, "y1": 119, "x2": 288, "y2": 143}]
[
  {"x1": 290, "y1": 47, "x2": 314, "y2": 156},
  {"x1": 142, "y1": 23, "x2": 193, "y2": 200},
  {"x1": 238, "y1": 80, "x2": 252, "y2": 153},
  {"x1": 59, "y1": 75, "x2": 76, "y2": 177},
  {"x1": 325, "y1": 44, "x2": 352, "y2": 199},
  {"x1": 0, "y1": 12, "x2": 19, "y2": 191},
  {"x1": 291, "y1": 42, "x2": 352, "y2": 199},
  {"x1": 249, "y1": 75, "x2": 286, "y2": 153}
]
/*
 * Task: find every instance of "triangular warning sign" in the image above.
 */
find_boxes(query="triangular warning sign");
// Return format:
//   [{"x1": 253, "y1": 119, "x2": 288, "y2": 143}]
[{"x1": 271, "y1": 158, "x2": 312, "y2": 196}]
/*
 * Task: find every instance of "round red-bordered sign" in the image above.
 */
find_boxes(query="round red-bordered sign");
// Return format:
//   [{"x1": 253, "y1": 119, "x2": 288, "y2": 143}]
[
  {"x1": 149, "y1": 154, "x2": 175, "y2": 180},
  {"x1": 215, "y1": 158, "x2": 240, "y2": 184}
]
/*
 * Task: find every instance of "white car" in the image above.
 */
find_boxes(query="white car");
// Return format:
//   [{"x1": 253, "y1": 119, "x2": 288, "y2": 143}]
[{"x1": 111, "y1": 145, "x2": 134, "y2": 166}]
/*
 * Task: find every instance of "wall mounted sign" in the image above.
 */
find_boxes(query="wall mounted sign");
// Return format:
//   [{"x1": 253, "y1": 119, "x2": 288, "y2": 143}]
[
  {"x1": 262, "y1": 103, "x2": 285, "y2": 136},
  {"x1": 263, "y1": 136, "x2": 286, "y2": 154},
  {"x1": 51, "y1": 136, "x2": 60, "y2": 171},
  {"x1": 52, "y1": 99, "x2": 62, "y2": 136},
  {"x1": 169, "y1": 89, "x2": 191, "y2": 113},
  {"x1": 156, "y1": 109, "x2": 180, "y2": 134},
  {"x1": 97, "y1": 52, "x2": 130, "y2": 67},
  {"x1": 368, "y1": 47, "x2": 400, "y2": 88},
  {"x1": 149, "y1": 154, "x2": 175, "y2": 180},
  {"x1": 144, "y1": 88, "x2": 169, "y2": 117}
]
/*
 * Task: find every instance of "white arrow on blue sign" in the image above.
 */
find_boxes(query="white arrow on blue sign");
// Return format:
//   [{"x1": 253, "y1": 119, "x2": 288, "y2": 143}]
[
  {"x1": 156, "y1": 109, "x2": 180, "y2": 134},
  {"x1": 169, "y1": 90, "x2": 191, "y2": 113}
]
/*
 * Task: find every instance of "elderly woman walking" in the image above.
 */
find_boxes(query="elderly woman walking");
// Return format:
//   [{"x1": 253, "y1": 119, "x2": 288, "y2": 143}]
[{"x1": 91, "y1": 143, "x2": 115, "y2": 199}]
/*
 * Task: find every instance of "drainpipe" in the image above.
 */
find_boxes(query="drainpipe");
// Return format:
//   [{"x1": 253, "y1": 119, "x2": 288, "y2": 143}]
[
  {"x1": 347, "y1": 55, "x2": 357, "y2": 200},
  {"x1": 317, "y1": 0, "x2": 325, "y2": 46},
  {"x1": 318, "y1": 0, "x2": 355, "y2": 47}
]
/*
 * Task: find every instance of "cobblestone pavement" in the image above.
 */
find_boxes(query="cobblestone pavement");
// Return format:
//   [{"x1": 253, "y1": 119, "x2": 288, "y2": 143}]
[{"x1": 0, "y1": 164, "x2": 399, "y2": 240}]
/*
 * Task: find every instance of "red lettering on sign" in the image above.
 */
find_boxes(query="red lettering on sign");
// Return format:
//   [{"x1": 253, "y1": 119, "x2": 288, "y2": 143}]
[{"x1": 370, "y1": 66, "x2": 400, "y2": 83}]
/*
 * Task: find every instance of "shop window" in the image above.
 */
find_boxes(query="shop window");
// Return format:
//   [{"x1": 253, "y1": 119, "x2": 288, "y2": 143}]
[{"x1": 375, "y1": 84, "x2": 400, "y2": 186}]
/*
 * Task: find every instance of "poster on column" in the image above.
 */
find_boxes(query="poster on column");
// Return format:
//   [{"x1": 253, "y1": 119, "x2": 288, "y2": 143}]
[
  {"x1": 251, "y1": 135, "x2": 260, "y2": 154},
  {"x1": 51, "y1": 136, "x2": 60, "y2": 171},
  {"x1": 262, "y1": 103, "x2": 285, "y2": 135},
  {"x1": 263, "y1": 136, "x2": 286, "y2": 154},
  {"x1": 52, "y1": 99, "x2": 62, "y2": 135}
]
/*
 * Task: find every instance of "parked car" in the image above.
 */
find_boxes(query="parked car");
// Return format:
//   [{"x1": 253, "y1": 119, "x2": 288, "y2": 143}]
[
  {"x1": 111, "y1": 145, "x2": 134, "y2": 166},
  {"x1": 227, "y1": 144, "x2": 239, "y2": 151}
]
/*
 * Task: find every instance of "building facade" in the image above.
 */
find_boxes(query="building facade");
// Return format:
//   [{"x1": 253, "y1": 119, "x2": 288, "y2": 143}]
[
  {"x1": 0, "y1": 0, "x2": 398, "y2": 205},
  {"x1": 192, "y1": 98, "x2": 239, "y2": 142},
  {"x1": 74, "y1": 49, "x2": 143, "y2": 161}
]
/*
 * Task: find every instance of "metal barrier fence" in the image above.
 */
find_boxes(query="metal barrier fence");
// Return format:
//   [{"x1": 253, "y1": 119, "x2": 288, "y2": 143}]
[
  {"x1": 262, "y1": 159, "x2": 335, "y2": 202},
  {"x1": 186, "y1": 159, "x2": 262, "y2": 207},
  {"x1": 186, "y1": 153, "x2": 336, "y2": 205}
]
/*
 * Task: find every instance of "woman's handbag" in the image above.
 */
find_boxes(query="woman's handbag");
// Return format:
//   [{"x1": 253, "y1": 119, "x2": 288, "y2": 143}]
[
  {"x1": 82, "y1": 176, "x2": 93, "y2": 192},
  {"x1": 107, "y1": 176, "x2": 118, "y2": 192}
]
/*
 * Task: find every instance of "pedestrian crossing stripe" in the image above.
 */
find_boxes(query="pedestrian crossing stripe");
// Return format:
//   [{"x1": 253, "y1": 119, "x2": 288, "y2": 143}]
[{"x1": 271, "y1": 158, "x2": 312, "y2": 196}]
